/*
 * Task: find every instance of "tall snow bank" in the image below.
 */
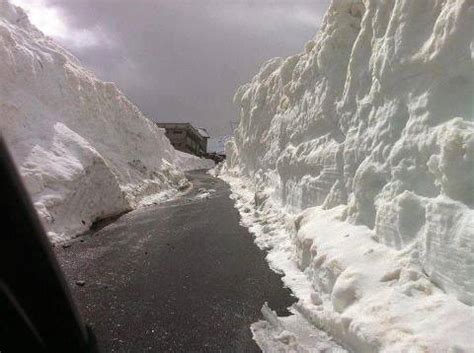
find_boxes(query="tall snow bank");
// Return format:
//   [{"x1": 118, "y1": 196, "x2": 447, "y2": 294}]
[
  {"x1": 0, "y1": 0, "x2": 187, "y2": 241},
  {"x1": 224, "y1": 0, "x2": 474, "y2": 351}
]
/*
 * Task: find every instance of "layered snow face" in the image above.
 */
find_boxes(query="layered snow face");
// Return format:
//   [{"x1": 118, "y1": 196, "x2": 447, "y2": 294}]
[
  {"x1": 0, "y1": 0, "x2": 188, "y2": 241},
  {"x1": 224, "y1": 0, "x2": 474, "y2": 351}
]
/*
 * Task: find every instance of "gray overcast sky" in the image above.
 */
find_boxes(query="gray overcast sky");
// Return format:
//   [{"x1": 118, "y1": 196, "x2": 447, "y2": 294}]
[{"x1": 13, "y1": 0, "x2": 330, "y2": 138}]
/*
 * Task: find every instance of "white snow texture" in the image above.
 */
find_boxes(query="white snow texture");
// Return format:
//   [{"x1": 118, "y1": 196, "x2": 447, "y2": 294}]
[
  {"x1": 224, "y1": 0, "x2": 474, "y2": 351},
  {"x1": 175, "y1": 150, "x2": 215, "y2": 171},
  {"x1": 0, "y1": 0, "x2": 201, "y2": 241}
]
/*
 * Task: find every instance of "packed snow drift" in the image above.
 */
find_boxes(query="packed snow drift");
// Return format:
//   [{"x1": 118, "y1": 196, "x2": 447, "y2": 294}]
[
  {"x1": 0, "y1": 0, "x2": 212, "y2": 241},
  {"x1": 222, "y1": 0, "x2": 474, "y2": 351},
  {"x1": 175, "y1": 150, "x2": 215, "y2": 171}
]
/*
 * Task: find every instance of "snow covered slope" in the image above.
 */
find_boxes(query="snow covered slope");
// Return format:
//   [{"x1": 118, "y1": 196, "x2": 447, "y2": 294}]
[
  {"x1": 223, "y1": 0, "x2": 474, "y2": 351},
  {"x1": 0, "y1": 0, "x2": 188, "y2": 241},
  {"x1": 175, "y1": 151, "x2": 215, "y2": 171}
]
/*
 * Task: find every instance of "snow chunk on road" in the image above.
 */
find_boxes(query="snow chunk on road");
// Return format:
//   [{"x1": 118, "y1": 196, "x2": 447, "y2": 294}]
[
  {"x1": 0, "y1": 0, "x2": 186, "y2": 241},
  {"x1": 194, "y1": 187, "x2": 216, "y2": 200}
]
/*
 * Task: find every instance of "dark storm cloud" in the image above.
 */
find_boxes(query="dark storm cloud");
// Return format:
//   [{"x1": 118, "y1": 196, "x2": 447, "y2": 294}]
[{"x1": 20, "y1": 0, "x2": 330, "y2": 137}]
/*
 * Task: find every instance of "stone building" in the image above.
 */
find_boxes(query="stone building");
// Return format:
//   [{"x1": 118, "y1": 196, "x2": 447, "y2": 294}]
[{"x1": 156, "y1": 123, "x2": 209, "y2": 157}]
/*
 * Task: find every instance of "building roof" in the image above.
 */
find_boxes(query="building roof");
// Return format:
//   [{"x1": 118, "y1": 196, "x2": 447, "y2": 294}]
[
  {"x1": 197, "y1": 128, "x2": 210, "y2": 139},
  {"x1": 156, "y1": 122, "x2": 210, "y2": 139}
]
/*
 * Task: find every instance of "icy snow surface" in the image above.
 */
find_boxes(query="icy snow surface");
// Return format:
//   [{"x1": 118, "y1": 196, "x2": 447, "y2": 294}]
[
  {"x1": 222, "y1": 0, "x2": 474, "y2": 351},
  {"x1": 0, "y1": 0, "x2": 190, "y2": 241}
]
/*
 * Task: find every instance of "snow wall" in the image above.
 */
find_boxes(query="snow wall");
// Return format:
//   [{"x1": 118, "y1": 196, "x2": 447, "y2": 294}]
[
  {"x1": 0, "y1": 0, "x2": 195, "y2": 241},
  {"x1": 224, "y1": 0, "x2": 473, "y2": 351}
]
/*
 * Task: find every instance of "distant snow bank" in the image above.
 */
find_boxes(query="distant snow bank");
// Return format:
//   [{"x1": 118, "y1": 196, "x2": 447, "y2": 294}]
[
  {"x1": 0, "y1": 0, "x2": 188, "y2": 242},
  {"x1": 175, "y1": 151, "x2": 215, "y2": 171},
  {"x1": 222, "y1": 0, "x2": 474, "y2": 351}
]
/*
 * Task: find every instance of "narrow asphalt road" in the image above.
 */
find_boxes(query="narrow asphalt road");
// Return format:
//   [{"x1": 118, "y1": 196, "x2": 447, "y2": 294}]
[{"x1": 55, "y1": 170, "x2": 295, "y2": 352}]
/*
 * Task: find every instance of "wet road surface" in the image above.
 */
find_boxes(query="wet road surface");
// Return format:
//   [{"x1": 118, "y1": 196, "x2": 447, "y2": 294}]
[{"x1": 55, "y1": 170, "x2": 295, "y2": 352}]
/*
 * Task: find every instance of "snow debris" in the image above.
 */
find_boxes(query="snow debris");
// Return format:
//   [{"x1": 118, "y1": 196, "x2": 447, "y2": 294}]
[
  {"x1": 195, "y1": 188, "x2": 216, "y2": 200},
  {"x1": 207, "y1": 162, "x2": 225, "y2": 177},
  {"x1": 137, "y1": 189, "x2": 182, "y2": 208},
  {"x1": 0, "y1": 0, "x2": 187, "y2": 241},
  {"x1": 252, "y1": 303, "x2": 347, "y2": 353},
  {"x1": 221, "y1": 0, "x2": 474, "y2": 351}
]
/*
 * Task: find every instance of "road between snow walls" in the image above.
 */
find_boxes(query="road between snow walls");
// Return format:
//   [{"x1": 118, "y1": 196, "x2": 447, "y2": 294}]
[
  {"x1": 218, "y1": 0, "x2": 474, "y2": 352},
  {"x1": 0, "y1": 0, "x2": 214, "y2": 242}
]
